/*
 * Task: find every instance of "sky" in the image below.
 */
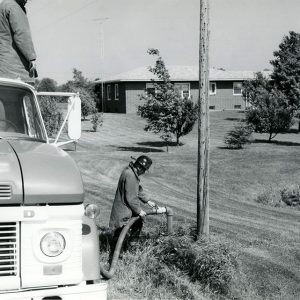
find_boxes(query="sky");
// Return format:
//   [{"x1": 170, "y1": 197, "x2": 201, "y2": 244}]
[{"x1": 26, "y1": 0, "x2": 300, "y2": 84}]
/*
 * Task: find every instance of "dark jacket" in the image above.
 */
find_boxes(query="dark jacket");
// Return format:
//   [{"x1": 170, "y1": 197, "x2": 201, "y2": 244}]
[
  {"x1": 0, "y1": 0, "x2": 36, "y2": 82},
  {"x1": 109, "y1": 163, "x2": 149, "y2": 229}
]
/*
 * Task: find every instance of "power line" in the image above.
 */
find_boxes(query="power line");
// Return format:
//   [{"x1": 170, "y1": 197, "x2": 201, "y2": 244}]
[
  {"x1": 35, "y1": 0, "x2": 99, "y2": 33},
  {"x1": 28, "y1": 1, "x2": 55, "y2": 17}
]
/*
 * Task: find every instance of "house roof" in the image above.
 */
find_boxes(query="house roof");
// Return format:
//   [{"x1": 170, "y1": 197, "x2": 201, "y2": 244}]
[{"x1": 95, "y1": 66, "x2": 272, "y2": 83}]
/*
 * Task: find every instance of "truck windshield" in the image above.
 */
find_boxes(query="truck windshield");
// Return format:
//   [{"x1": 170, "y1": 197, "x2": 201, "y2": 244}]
[{"x1": 0, "y1": 85, "x2": 46, "y2": 141}]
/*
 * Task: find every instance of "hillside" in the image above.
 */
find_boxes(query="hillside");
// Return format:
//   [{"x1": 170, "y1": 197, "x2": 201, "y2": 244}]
[{"x1": 67, "y1": 111, "x2": 300, "y2": 299}]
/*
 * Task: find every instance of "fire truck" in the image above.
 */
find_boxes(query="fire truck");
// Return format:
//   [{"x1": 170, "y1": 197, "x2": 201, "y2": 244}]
[{"x1": 0, "y1": 78, "x2": 107, "y2": 300}]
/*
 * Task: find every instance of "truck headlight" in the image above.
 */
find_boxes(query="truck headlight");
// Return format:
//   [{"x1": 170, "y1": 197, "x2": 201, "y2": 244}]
[
  {"x1": 85, "y1": 204, "x2": 100, "y2": 219},
  {"x1": 40, "y1": 232, "x2": 66, "y2": 257}
]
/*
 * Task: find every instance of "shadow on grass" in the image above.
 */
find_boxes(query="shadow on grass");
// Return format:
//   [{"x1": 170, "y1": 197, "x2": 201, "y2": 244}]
[
  {"x1": 217, "y1": 146, "x2": 243, "y2": 150},
  {"x1": 112, "y1": 146, "x2": 164, "y2": 153},
  {"x1": 287, "y1": 128, "x2": 300, "y2": 134},
  {"x1": 61, "y1": 143, "x2": 77, "y2": 152},
  {"x1": 253, "y1": 139, "x2": 300, "y2": 146},
  {"x1": 82, "y1": 129, "x2": 95, "y2": 132},
  {"x1": 137, "y1": 141, "x2": 183, "y2": 147},
  {"x1": 62, "y1": 148, "x2": 76, "y2": 152},
  {"x1": 225, "y1": 118, "x2": 245, "y2": 122}
]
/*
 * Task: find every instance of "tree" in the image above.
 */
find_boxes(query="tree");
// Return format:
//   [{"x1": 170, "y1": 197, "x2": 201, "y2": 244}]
[
  {"x1": 71, "y1": 69, "x2": 89, "y2": 87},
  {"x1": 38, "y1": 96, "x2": 63, "y2": 137},
  {"x1": 36, "y1": 78, "x2": 60, "y2": 136},
  {"x1": 59, "y1": 68, "x2": 90, "y2": 91},
  {"x1": 60, "y1": 69, "x2": 97, "y2": 120},
  {"x1": 270, "y1": 31, "x2": 300, "y2": 109},
  {"x1": 68, "y1": 86, "x2": 96, "y2": 120},
  {"x1": 270, "y1": 31, "x2": 300, "y2": 131},
  {"x1": 36, "y1": 78, "x2": 57, "y2": 92},
  {"x1": 243, "y1": 73, "x2": 294, "y2": 141},
  {"x1": 138, "y1": 49, "x2": 198, "y2": 146}
]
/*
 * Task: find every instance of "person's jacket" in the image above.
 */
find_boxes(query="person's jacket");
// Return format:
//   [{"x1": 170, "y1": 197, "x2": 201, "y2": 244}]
[
  {"x1": 109, "y1": 163, "x2": 149, "y2": 229},
  {"x1": 0, "y1": 0, "x2": 36, "y2": 82}
]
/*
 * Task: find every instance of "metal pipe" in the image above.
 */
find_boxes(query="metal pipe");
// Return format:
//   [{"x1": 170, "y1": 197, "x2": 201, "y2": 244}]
[
  {"x1": 147, "y1": 206, "x2": 174, "y2": 234},
  {"x1": 166, "y1": 207, "x2": 174, "y2": 234}
]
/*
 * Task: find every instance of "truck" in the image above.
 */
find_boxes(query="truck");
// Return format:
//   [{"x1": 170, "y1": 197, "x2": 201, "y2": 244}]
[{"x1": 0, "y1": 77, "x2": 108, "y2": 300}]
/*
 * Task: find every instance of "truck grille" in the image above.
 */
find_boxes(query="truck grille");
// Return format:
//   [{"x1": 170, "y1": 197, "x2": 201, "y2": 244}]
[
  {"x1": 0, "y1": 222, "x2": 19, "y2": 277},
  {"x1": 0, "y1": 185, "x2": 12, "y2": 200}
]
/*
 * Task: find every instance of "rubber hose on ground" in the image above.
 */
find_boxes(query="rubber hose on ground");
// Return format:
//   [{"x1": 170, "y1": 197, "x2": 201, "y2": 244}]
[{"x1": 100, "y1": 216, "x2": 140, "y2": 280}]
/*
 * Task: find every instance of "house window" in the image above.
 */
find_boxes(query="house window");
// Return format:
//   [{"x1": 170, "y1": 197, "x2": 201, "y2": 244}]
[
  {"x1": 234, "y1": 104, "x2": 241, "y2": 109},
  {"x1": 233, "y1": 82, "x2": 243, "y2": 95},
  {"x1": 107, "y1": 85, "x2": 111, "y2": 100},
  {"x1": 209, "y1": 105, "x2": 215, "y2": 110},
  {"x1": 115, "y1": 84, "x2": 119, "y2": 100},
  {"x1": 209, "y1": 82, "x2": 216, "y2": 95},
  {"x1": 174, "y1": 83, "x2": 190, "y2": 98},
  {"x1": 146, "y1": 83, "x2": 156, "y2": 96}
]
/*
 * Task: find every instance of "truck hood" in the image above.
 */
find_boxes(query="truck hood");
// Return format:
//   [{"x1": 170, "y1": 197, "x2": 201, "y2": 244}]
[
  {"x1": 1, "y1": 139, "x2": 84, "y2": 205},
  {"x1": 0, "y1": 140, "x2": 23, "y2": 204}
]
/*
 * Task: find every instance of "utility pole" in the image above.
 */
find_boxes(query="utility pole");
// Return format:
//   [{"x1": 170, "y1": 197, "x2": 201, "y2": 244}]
[
  {"x1": 197, "y1": 0, "x2": 210, "y2": 237},
  {"x1": 94, "y1": 17, "x2": 109, "y2": 112}
]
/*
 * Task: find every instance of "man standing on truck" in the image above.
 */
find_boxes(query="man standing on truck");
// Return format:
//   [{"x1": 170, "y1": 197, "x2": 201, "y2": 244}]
[
  {"x1": 0, "y1": 0, "x2": 38, "y2": 82},
  {"x1": 109, "y1": 155, "x2": 157, "y2": 250}
]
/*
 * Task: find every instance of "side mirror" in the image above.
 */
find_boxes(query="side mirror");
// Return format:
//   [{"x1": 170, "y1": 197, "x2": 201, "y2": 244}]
[{"x1": 68, "y1": 95, "x2": 81, "y2": 140}]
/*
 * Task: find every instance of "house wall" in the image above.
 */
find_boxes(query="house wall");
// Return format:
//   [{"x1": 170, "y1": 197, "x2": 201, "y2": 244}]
[
  {"x1": 98, "y1": 80, "x2": 246, "y2": 114},
  {"x1": 208, "y1": 81, "x2": 246, "y2": 110},
  {"x1": 103, "y1": 82, "x2": 126, "y2": 113},
  {"x1": 189, "y1": 81, "x2": 245, "y2": 110},
  {"x1": 125, "y1": 82, "x2": 146, "y2": 113}
]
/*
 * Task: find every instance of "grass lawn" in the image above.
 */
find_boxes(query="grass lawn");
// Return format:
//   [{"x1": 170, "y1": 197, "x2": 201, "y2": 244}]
[{"x1": 65, "y1": 110, "x2": 300, "y2": 299}]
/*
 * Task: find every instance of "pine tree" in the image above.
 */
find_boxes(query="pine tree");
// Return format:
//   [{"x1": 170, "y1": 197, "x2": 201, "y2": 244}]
[{"x1": 270, "y1": 31, "x2": 300, "y2": 109}]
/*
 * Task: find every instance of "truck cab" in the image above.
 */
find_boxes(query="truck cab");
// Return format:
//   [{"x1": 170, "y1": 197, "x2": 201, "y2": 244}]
[{"x1": 0, "y1": 78, "x2": 107, "y2": 300}]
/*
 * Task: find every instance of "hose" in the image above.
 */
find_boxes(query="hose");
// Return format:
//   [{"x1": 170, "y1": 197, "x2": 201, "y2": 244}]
[
  {"x1": 100, "y1": 216, "x2": 140, "y2": 279},
  {"x1": 100, "y1": 206, "x2": 173, "y2": 280}
]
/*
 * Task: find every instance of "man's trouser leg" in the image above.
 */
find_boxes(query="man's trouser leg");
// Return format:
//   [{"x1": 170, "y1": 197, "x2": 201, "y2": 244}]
[
  {"x1": 127, "y1": 218, "x2": 143, "y2": 246},
  {"x1": 109, "y1": 218, "x2": 144, "y2": 261}
]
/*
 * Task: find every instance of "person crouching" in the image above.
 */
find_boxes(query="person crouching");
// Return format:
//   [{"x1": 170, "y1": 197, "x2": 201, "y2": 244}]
[{"x1": 109, "y1": 155, "x2": 157, "y2": 253}]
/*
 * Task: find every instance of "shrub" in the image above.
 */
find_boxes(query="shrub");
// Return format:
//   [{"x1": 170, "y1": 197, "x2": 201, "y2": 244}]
[
  {"x1": 63, "y1": 86, "x2": 96, "y2": 120},
  {"x1": 100, "y1": 224, "x2": 240, "y2": 299},
  {"x1": 254, "y1": 188, "x2": 284, "y2": 207},
  {"x1": 74, "y1": 88, "x2": 96, "y2": 120},
  {"x1": 281, "y1": 186, "x2": 300, "y2": 208},
  {"x1": 36, "y1": 78, "x2": 57, "y2": 92},
  {"x1": 91, "y1": 112, "x2": 103, "y2": 132},
  {"x1": 38, "y1": 96, "x2": 63, "y2": 137},
  {"x1": 254, "y1": 186, "x2": 300, "y2": 209},
  {"x1": 144, "y1": 256, "x2": 200, "y2": 300},
  {"x1": 149, "y1": 232, "x2": 238, "y2": 296},
  {"x1": 224, "y1": 122, "x2": 253, "y2": 149}
]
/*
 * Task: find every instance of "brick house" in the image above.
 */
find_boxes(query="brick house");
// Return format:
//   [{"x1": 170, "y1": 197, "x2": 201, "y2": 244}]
[{"x1": 94, "y1": 66, "x2": 268, "y2": 113}]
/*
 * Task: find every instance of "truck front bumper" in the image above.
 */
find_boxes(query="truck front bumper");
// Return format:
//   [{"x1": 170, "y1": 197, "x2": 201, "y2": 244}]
[{"x1": 0, "y1": 281, "x2": 107, "y2": 300}]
